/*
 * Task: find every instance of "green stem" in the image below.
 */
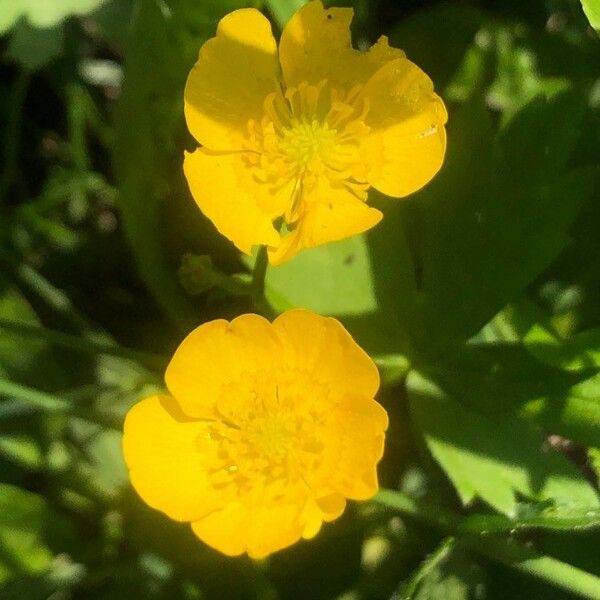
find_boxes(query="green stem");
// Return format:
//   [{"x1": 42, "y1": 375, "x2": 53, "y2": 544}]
[
  {"x1": 252, "y1": 245, "x2": 269, "y2": 298},
  {"x1": 251, "y1": 245, "x2": 275, "y2": 319},
  {"x1": 376, "y1": 490, "x2": 600, "y2": 599},
  {"x1": 0, "y1": 319, "x2": 167, "y2": 369}
]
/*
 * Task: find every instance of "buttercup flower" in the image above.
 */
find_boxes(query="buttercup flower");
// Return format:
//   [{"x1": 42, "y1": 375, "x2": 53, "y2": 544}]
[
  {"x1": 183, "y1": 1, "x2": 447, "y2": 265},
  {"x1": 123, "y1": 310, "x2": 387, "y2": 558}
]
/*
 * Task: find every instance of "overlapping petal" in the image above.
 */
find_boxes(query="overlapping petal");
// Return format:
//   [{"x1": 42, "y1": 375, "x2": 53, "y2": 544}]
[
  {"x1": 279, "y1": 1, "x2": 405, "y2": 92},
  {"x1": 191, "y1": 492, "x2": 305, "y2": 559},
  {"x1": 360, "y1": 58, "x2": 448, "y2": 197},
  {"x1": 183, "y1": 150, "x2": 282, "y2": 254},
  {"x1": 122, "y1": 395, "x2": 226, "y2": 522},
  {"x1": 184, "y1": 8, "x2": 280, "y2": 150},
  {"x1": 165, "y1": 313, "x2": 282, "y2": 419},
  {"x1": 267, "y1": 179, "x2": 382, "y2": 265},
  {"x1": 272, "y1": 309, "x2": 380, "y2": 398}
]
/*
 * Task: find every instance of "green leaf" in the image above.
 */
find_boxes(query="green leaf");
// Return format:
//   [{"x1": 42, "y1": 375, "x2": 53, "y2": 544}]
[
  {"x1": 0, "y1": 282, "x2": 64, "y2": 388},
  {"x1": 68, "y1": 418, "x2": 127, "y2": 502},
  {"x1": 409, "y1": 93, "x2": 597, "y2": 357},
  {"x1": 581, "y1": 0, "x2": 600, "y2": 30},
  {"x1": 0, "y1": 0, "x2": 106, "y2": 33},
  {"x1": 412, "y1": 544, "x2": 486, "y2": 600},
  {"x1": 265, "y1": 219, "x2": 415, "y2": 357},
  {"x1": 265, "y1": 0, "x2": 306, "y2": 29},
  {"x1": 524, "y1": 325, "x2": 600, "y2": 372},
  {"x1": 114, "y1": 0, "x2": 255, "y2": 331},
  {"x1": 520, "y1": 371, "x2": 600, "y2": 448},
  {"x1": 411, "y1": 340, "x2": 600, "y2": 450},
  {"x1": 0, "y1": 484, "x2": 74, "y2": 584},
  {"x1": 266, "y1": 236, "x2": 378, "y2": 317},
  {"x1": 407, "y1": 370, "x2": 599, "y2": 516},
  {"x1": 6, "y1": 21, "x2": 64, "y2": 71}
]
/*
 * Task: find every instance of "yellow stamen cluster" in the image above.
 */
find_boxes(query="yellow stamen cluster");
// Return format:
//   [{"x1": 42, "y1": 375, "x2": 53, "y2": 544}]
[{"x1": 245, "y1": 81, "x2": 370, "y2": 223}]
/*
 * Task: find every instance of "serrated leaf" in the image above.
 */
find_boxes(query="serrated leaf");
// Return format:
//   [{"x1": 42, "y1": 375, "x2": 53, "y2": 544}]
[{"x1": 407, "y1": 370, "x2": 599, "y2": 516}]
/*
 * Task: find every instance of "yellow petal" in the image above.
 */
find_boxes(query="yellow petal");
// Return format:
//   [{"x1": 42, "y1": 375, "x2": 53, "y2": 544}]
[
  {"x1": 306, "y1": 395, "x2": 387, "y2": 502},
  {"x1": 191, "y1": 496, "x2": 306, "y2": 559},
  {"x1": 360, "y1": 58, "x2": 448, "y2": 198},
  {"x1": 184, "y1": 149, "x2": 281, "y2": 254},
  {"x1": 279, "y1": 1, "x2": 405, "y2": 92},
  {"x1": 165, "y1": 314, "x2": 283, "y2": 419},
  {"x1": 272, "y1": 309, "x2": 380, "y2": 398},
  {"x1": 327, "y1": 398, "x2": 388, "y2": 500},
  {"x1": 184, "y1": 8, "x2": 279, "y2": 150},
  {"x1": 267, "y1": 179, "x2": 382, "y2": 265},
  {"x1": 122, "y1": 395, "x2": 225, "y2": 522}
]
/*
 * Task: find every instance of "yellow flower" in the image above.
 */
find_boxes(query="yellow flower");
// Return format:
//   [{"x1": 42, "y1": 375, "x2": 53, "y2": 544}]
[
  {"x1": 183, "y1": 1, "x2": 447, "y2": 265},
  {"x1": 122, "y1": 309, "x2": 387, "y2": 558}
]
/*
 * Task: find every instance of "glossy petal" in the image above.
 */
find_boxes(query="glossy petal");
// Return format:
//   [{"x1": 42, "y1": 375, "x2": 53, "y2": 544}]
[
  {"x1": 267, "y1": 179, "x2": 382, "y2": 265},
  {"x1": 184, "y1": 8, "x2": 279, "y2": 150},
  {"x1": 184, "y1": 149, "x2": 282, "y2": 254},
  {"x1": 327, "y1": 397, "x2": 388, "y2": 500},
  {"x1": 165, "y1": 313, "x2": 282, "y2": 419},
  {"x1": 122, "y1": 395, "x2": 224, "y2": 521},
  {"x1": 272, "y1": 309, "x2": 380, "y2": 398},
  {"x1": 279, "y1": 1, "x2": 405, "y2": 92},
  {"x1": 124, "y1": 310, "x2": 387, "y2": 559},
  {"x1": 191, "y1": 495, "x2": 306, "y2": 559},
  {"x1": 360, "y1": 58, "x2": 448, "y2": 197}
]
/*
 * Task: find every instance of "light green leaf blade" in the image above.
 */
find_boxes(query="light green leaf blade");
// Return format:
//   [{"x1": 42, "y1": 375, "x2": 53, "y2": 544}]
[
  {"x1": 581, "y1": 0, "x2": 600, "y2": 30},
  {"x1": 407, "y1": 370, "x2": 599, "y2": 516},
  {"x1": 0, "y1": 0, "x2": 106, "y2": 33}
]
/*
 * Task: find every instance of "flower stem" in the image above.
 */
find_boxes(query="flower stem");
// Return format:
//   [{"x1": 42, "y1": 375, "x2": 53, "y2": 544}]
[
  {"x1": 252, "y1": 245, "x2": 269, "y2": 298},
  {"x1": 251, "y1": 245, "x2": 276, "y2": 319}
]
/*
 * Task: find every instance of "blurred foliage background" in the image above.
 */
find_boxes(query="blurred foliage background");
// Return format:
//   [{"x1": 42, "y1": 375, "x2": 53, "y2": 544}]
[{"x1": 0, "y1": 0, "x2": 599, "y2": 598}]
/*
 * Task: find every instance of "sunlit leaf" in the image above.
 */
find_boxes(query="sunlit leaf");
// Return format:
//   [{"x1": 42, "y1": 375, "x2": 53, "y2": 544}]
[
  {"x1": 581, "y1": 0, "x2": 600, "y2": 30},
  {"x1": 408, "y1": 370, "x2": 599, "y2": 516}
]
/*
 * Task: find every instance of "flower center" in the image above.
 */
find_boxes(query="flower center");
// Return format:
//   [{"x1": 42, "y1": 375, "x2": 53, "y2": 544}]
[
  {"x1": 200, "y1": 369, "x2": 331, "y2": 493},
  {"x1": 243, "y1": 80, "x2": 371, "y2": 223},
  {"x1": 279, "y1": 119, "x2": 337, "y2": 173}
]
